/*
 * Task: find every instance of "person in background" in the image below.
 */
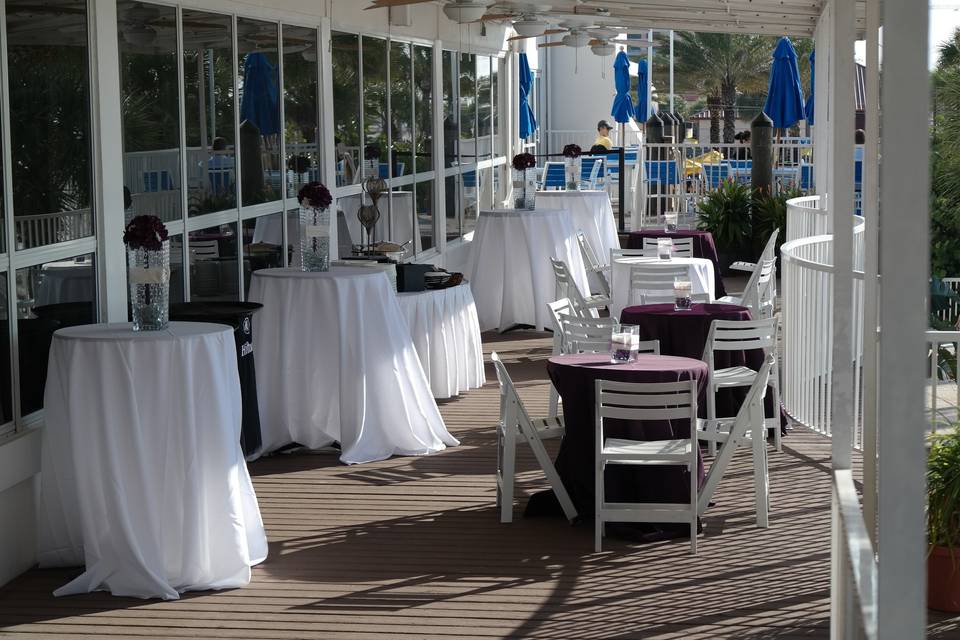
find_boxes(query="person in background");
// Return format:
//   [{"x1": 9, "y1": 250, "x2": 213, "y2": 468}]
[
  {"x1": 854, "y1": 129, "x2": 865, "y2": 162},
  {"x1": 594, "y1": 120, "x2": 614, "y2": 149}
]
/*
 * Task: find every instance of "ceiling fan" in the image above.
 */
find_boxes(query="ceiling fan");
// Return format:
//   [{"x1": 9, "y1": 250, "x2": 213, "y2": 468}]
[{"x1": 364, "y1": 0, "x2": 516, "y2": 24}]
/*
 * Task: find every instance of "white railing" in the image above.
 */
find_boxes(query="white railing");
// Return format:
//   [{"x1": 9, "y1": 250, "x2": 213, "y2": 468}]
[
  {"x1": 541, "y1": 127, "x2": 641, "y2": 156},
  {"x1": 15, "y1": 209, "x2": 94, "y2": 249},
  {"x1": 781, "y1": 195, "x2": 867, "y2": 448},
  {"x1": 927, "y1": 330, "x2": 960, "y2": 428}
]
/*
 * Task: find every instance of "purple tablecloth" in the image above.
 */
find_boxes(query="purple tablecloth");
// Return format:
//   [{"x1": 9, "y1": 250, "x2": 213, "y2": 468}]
[
  {"x1": 528, "y1": 353, "x2": 707, "y2": 539},
  {"x1": 620, "y1": 303, "x2": 786, "y2": 428},
  {"x1": 627, "y1": 230, "x2": 727, "y2": 297}
]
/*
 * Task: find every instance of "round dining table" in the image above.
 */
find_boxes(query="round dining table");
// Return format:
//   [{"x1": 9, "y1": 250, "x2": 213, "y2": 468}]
[
  {"x1": 610, "y1": 255, "x2": 716, "y2": 319},
  {"x1": 36, "y1": 261, "x2": 96, "y2": 306},
  {"x1": 38, "y1": 322, "x2": 268, "y2": 600},
  {"x1": 248, "y1": 266, "x2": 458, "y2": 464},
  {"x1": 534, "y1": 190, "x2": 620, "y2": 257},
  {"x1": 626, "y1": 229, "x2": 727, "y2": 297},
  {"x1": 528, "y1": 353, "x2": 708, "y2": 540},
  {"x1": 468, "y1": 208, "x2": 589, "y2": 332}
]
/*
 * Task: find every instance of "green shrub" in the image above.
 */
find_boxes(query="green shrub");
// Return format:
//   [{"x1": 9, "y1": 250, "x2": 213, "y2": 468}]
[
  {"x1": 929, "y1": 425, "x2": 960, "y2": 549},
  {"x1": 697, "y1": 179, "x2": 753, "y2": 254}
]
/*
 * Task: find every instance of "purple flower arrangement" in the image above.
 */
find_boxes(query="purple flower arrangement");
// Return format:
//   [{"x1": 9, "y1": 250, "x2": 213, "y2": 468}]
[
  {"x1": 511, "y1": 152, "x2": 536, "y2": 171},
  {"x1": 122, "y1": 215, "x2": 169, "y2": 251},
  {"x1": 562, "y1": 144, "x2": 582, "y2": 158},
  {"x1": 364, "y1": 144, "x2": 382, "y2": 160},
  {"x1": 298, "y1": 181, "x2": 332, "y2": 210}
]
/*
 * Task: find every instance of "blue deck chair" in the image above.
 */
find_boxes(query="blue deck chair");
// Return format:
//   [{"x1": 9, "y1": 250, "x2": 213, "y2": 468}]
[
  {"x1": 702, "y1": 163, "x2": 729, "y2": 188},
  {"x1": 541, "y1": 162, "x2": 566, "y2": 189},
  {"x1": 800, "y1": 164, "x2": 815, "y2": 192},
  {"x1": 580, "y1": 157, "x2": 605, "y2": 189},
  {"x1": 143, "y1": 170, "x2": 174, "y2": 192},
  {"x1": 644, "y1": 160, "x2": 680, "y2": 185}
]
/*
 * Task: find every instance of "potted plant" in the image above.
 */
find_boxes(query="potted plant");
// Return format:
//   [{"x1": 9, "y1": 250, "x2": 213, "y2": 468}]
[
  {"x1": 928, "y1": 425, "x2": 960, "y2": 611},
  {"x1": 697, "y1": 179, "x2": 752, "y2": 274}
]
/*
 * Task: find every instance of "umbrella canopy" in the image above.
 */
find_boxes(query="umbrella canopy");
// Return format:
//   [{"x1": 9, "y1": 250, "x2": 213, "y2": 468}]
[
  {"x1": 762, "y1": 37, "x2": 806, "y2": 129},
  {"x1": 805, "y1": 49, "x2": 815, "y2": 125},
  {"x1": 611, "y1": 51, "x2": 635, "y2": 123},
  {"x1": 519, "y1": 52, "x2": 537, "y2": 140},
  {"x1": 636, "y1": 59, "x2": 650, "y2": 123},
  {"x1": 240, "y1": 52, "x2": 280, "y2": 137}
]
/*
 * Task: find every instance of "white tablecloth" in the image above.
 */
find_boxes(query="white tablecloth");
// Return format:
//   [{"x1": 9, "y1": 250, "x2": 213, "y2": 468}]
[
  {"x1": 533, "y1": 190, "x2": 621, "y2": 261},
  {"x1": 38, "y1": 322, "x2": 268, "y2": 600},
  {"x1": 610, "y1": 256, "x2": 716, "y2": 318},
  {"x1": 468, "y1": 209, "x2": 589, "y2": 332},
  {"x1": 36, "y1": 261, "x2": 95, "y2": 306},
  {"x1": 249, "y1": 267, "x2": 457, "y2": 463},
  {"x1": 397, "y1": 284, "x2": 484, "y2": 399}
]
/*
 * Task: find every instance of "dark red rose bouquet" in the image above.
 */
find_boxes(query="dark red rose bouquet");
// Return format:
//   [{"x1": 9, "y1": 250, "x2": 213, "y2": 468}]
[
  {"x1": 562, "y1": 144, "x2": 582, "y2": 158},
  {"x1": 122, "y1": 215, "x2": 169, "y2": 251},
  {"x1": 298, "y1": 181, "x2": 332, "y2": 209},
  {"x1": 511, "y1": 152, "x2": 536, "y2": 171}
]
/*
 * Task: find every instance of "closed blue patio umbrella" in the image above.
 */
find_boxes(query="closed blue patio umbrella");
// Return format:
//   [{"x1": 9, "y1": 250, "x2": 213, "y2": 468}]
[
  {"x1": 611, "y1": 51, "x2": 635, "y2": 124},
  {"x1": 636, "y1": 59, "x2": 650, "y2": 123},
  {"x1": 805, "y1": 49, "x2": 815, "y2": 125},
  {"x1": 240, "y1": 52, "x2": 280, "y2": 136},
  {"x1": 519, "y1": 52, "x2": 537, "y2": 140},
  {"x1": 762, "y1": 37, "x2": 806, "y2": 129}
]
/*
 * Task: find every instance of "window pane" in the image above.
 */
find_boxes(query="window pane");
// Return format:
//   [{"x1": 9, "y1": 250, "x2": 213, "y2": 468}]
[
  {"x1": 362, "y1": 36, "x2": 387, "y2": 178},
  {"x1": 283, "y1": 25, "x2": 320, "y2": 200},
  {"x1": 459, "y1": 54, "x2": 476, "y2": 160},
  {"x1": 492, "y1": 57, "x2": 502, "y2": 157},
  {"x1": 462, "y1": 168, "x2": 480, "y2": 235},
  {"x1": 477, "y1": 56, "x2": 491, "y2": 159},
  {"x1": 17, "y1": 253, "x2": 97, "y2": 416},
  {"x1": 414, "y1": 46, "x2": 433, "y2": 174},
  {"x1": 237, "y1": 18, "x2": 281, "y2": 207},
  {"x1": 332, "y1": 32, "x2": 360, "y2": 186},
  {"x1": 339, "y1": 194, "x2": 388, "y2": 249},
  {"x1": 169, "y1": 233, "x2": 186, "y2": 304},
  {"x1": 388, "y1": 187, "x2": 414, "y2": 251},
  {"x1": 390, "y1": 42, "x2": 412, "y2": 178},
  {"x1": 189, "y1": 222, "x2": 239, "y2": 300},
  {"x1": 415, "y1": 179, "x2": 434, "y2": 252},
  {"x1": 442, "y1": 51, "x2": 458, "y2": 169},
  {"x1": 445, "y1": 174, "x2": 460, "y2": 241},
  {"x1": 183, "y1": 10, "x2": 236, "y2": 216},
  {"x1": 0, "y1": 273, "x2": 10, "y2": 424},
  {"x1": 8, "y1": 0, "x2": 93, "y2": 250},
  {"x1": 242, "y1": 214, "x2": 283, "y2": 298},
  {"x1": 118, "y1": 1, "x2": 181, "y2": 226}
]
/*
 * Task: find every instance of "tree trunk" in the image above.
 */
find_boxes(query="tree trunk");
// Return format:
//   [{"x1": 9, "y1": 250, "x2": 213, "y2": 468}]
[
  {"x1": 721, "y1": 80, "x2": 737, "y2": 144},
  {"x1": 707, "y1": 94, "x2": 721, "y2": 144}
]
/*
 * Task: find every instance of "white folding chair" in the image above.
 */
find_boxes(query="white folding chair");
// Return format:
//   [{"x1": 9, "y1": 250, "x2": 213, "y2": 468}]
[
  {"x1": 628, "y1": 263, "x2": 690, "y2": 307},
  {"x1": 730, "y1": 229, "x2": 779, "y2": 273},
  {"x1": 491, "y1": 352, "x2": 577, "y2": 524},
  {"x1": 640, "y1": 292, "x2": 711, "y2": 305},
  {"x1": 594, "y1": 378, "x2": 700, "y2": 553},
  {"x1": 577, "y1": 231, "x2": 611, "y2": 297},
  {"x1": 641, "y1": 236, "x2": 695, "y2": 258},
  {"x1": 701, "y1": 316, "x2": 781, "y2": 456},
  {"x1": 546, "y1": 298, "x2": 578, "y2": 417},
  {"x1": 551, "y1": 258, "x2": 610, "y2": 314},
  {"x1": 717, "y1": 256, "x2": 776, "y2": 319},
  {"x1": 610, "y1": 247, "x2": 654, "y2": 262},
  {"x1": 561, "y1": 314, "x2": 659, "y2": 355}
]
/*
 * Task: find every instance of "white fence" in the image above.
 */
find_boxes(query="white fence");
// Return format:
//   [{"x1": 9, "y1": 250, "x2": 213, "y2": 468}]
[{"x1": 15, "y1": 209, "x2": 94, "y2": 249}]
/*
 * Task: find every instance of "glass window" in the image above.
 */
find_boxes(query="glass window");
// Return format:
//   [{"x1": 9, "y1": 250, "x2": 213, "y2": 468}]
[
  {"x1": 445, "y1": 174, "x2": 460, "y2": 241},
  {"x1": 459, "y1": 54, "x2": 476, "y2": 162},
  {"x1": 242, "y1": 214, "x2": 283, "y2": 297},
  {"x1": 188, "y1": 223, "x2": 239, "y2": 301},
  {"x1": 183, "y1": 10, "x2": 236, "y2": 217},
  {"x1": 169, "y1": 233, "x2": 186, "y2": 304},
  {"x1": 17, "y1": 253, "x2": 97, "y2": 416},
  {"x1": 390, "y1": 42, "x2": 413, "y2": 178},
  {"x1": 0, "y1": 272, "x2": 10, "y2": 425},
  {"x1": 477, "y1": 56, "x2": 491, "y2": 160},
  {"x1": 442, "y1": 51, "x2": 458, "y2": 169},
  {"x1": 415, "y1": 179, "x2": 434, "y2": 252},
  {"x1": 118, "y1": 1, "x2": 181, "y2": 226},
  {"x1": 362, "y1": 36, "x2": 388, "y2": 178},
  {"x1": 338, "y1": 193, "x2": 388, "y2": 249},
  {"x1": 283, "y1": 25, "x2": 320, "y2": 201},
  {"x1": 414, "y1": 45, "x2": 434, "y2": 174},
  {"x1": 492, "y1": 57, "x2": 502, "y2": 157},
  {"x1": 388, "y1": 187, "x2": 414, "y2": 250},
  {"x1": 331, "y1": 32, "x2": 361, "y2": 186},
  {"x1": 237, "y1": 19, "x2": 281, "y2": 207},
  {"x1": 8, "y1": 0, "x2": 94, "y2": 250},
  {"x1": 462, "y1": 168, "x2": 480, "y2": 235}
]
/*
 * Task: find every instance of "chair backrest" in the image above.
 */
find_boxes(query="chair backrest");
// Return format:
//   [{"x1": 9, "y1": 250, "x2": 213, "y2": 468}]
[
  {"x1": 641, "y1": 291, "x2": 711, "y2": 305},
  {"x1": 645, "y1": 160, "x2": 679, "y2": 185},
  {"x1": 577, "y1": 232, "x2": 611, "y2": 297},
  {"x1": 702, "y1": 163, "x2": 729, "y2": 188},
  {"x1": 726, "y1": 159, "x2": 752, "y2": 172},
  {"x1": 189, "y1": 239, "x2": 220, "y2": 260},
  {"x1": 559, "y1": 315, "x2": 618, "y2": 354},
  {"x1": 641, "y1": 236, "x2": 694, "y2": 258},
  {"x1": 740, "y1": 256, "x2": 777, "y2": 316},
  {"x1": 629, "y1": 263, "x2": 689, "y2": 293},
  {"x1": 547, "y1": 298, "x2": 577, "y2": 354},
  {"x1": 580, "y1": 157, "x2": 605, "y2": 186},
  {"x1": 490, "y1": 351, "x2": 534, "y2": 431},
  {"x1": 208, "y1": 166, "x2": 234, "y2": 194},
  {"x1": 541, "y1": 162, "x2": 566, "y2": 189},
  {"x1": 550, "y1": 258, "x2": 590, "y2": 311},
  {"x1": 595, "y1": 378, "x2": 699, "y2": 449},
  {"x1": 760, "y1": 229, "x2": 780, "y2": 262},
  {"x1": 610, "y1": 247, "x2": 653, "y2": 263},
  {"x1": 703, "y1": 317, "x2": 777, "y2": 370}
]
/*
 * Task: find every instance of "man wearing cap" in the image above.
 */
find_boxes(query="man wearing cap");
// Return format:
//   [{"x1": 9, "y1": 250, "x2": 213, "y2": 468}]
[{"x1": 594, "y1": 120, "x2": 614, "y2": 149}]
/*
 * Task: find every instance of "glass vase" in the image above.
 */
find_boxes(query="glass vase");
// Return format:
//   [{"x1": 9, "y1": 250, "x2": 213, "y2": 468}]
[
  {"x1": 300, "y1": 205, "x2": 331, "y2": 272},
  {"x1": 565, "y1": 156, "x2": 582, "y2": 191},
  {"x1": 610, "y1": 324, "x2": 640, "y2": 363},
  {"x1": 127, "y1": 240, "x2": 170, "y2": 332},
  {"x1": 512, "y1": 168, "x2": 537, "y2": 210}
]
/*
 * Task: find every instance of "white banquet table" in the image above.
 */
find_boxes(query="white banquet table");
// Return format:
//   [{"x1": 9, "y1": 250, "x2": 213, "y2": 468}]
[
  {"x1": 397, "y1": 284, "x2": 484, "y2": 399},
  {"x1": 468, "y1": 208, "x2": 589, "y2": 332},
  {"x1": 36, "y1": 261, "x2": 96, "y2": 306},
  {"x1": 533, "y1": 190, "x2": 620, "y2": 260},
  {"x1": 249, "y1": 267, "x2": 457, "y2": 463},
  {"x1": 610, "y1": 256, "x2": 716, "y2": 318},
  {"x1": 38, "y1": 322, "x2": 268, "y2": 600}
]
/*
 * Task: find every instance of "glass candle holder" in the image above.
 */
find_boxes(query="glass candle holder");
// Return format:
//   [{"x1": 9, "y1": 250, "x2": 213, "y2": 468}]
[
  {"x1": 674, "y1": 278, "x2": 693, "y2": 311},
  {"x1": 657, "y1": 238, "x2": 673, "y2": 260},
  {"x1": 610, "y1": 324, "x2": 641, "y2": 363},
  {"x1": 664, "y1": 212, "x2": 678, "y2": 232}
]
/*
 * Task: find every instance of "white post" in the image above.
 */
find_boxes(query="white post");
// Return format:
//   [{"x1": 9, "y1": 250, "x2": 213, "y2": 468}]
[
  {"x1": 647, "y1": 29, "x2": 653, "y2": 115},
  {"x1": 319, "y1": 18, "x2": 338, "y2": 261},
  {"x1": 433, "y1": 39, "x2": 446, "y2": 258},
  {"x1": 669, "y1": 30, "x2": 674, "y2": 113},
  {"x1": 876, "y1": 0, "x2": 929, "y2": 635}
]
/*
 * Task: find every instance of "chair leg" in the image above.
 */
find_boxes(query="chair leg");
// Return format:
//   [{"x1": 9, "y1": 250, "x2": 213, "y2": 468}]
[
  {"x1": 548, "y1": 385, "x2": 559, "y2": 418},
  {"x1": 752, "y1": 408, "x2": 770, "y2": 528},
  {"x1": 500, "y1": 424, "x2": 517, "y2": 524},
  {"x1": 690, "y1": 463, "x2": 698, "y2": 555},
  {"x1": 771, "y1": 358, "x2": 782, "y2": 452},
  {"x1": 524, "y1": 428, "x2": 578, "y2": 522},
  {"x1": 595, "y1": 460, "x2": 604, "y2": 553},
  {"x1": 706, "y1": 383, "x2": 718, "y2": 457}
]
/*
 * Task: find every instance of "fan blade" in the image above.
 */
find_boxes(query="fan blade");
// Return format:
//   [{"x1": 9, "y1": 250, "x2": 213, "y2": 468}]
[
  {"x1": 365, "y1": 0, "x2": 433, "y2": 9},
  {"x1": 538, "y1": 41, "x2": 566, "y2": 47},
  {"x1": 480, "y1": 13, "x2": 514, "y2": 21},
  {"x1": 507, "y1": 28, "x2": 566, "y2": 41}
]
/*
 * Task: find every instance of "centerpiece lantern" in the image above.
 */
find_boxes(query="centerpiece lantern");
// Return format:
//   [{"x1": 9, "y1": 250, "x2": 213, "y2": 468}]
[
  {"x1": 511, "y1": 152, "x2": 537, "y2": 210},
  {"x1": 298, "y1": 181, "x2": 333, "y2": 272},
  {"x1": 358, "y1": 176, "x2": 388, "y2": 250},
  {"x1": 562, "y1": 143, "x2": 582, "y2": 191},
  {"x1": 123, "y1": 215, "x2": 170, "y2": 332},
  {"x1": 363, "y1": 144, "x2": 382, "y2": 178}
]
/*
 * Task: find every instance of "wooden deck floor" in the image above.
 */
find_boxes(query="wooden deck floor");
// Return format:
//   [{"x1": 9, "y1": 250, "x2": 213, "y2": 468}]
[{"x1": 1, "y1": 330, "x2": 958, "y2": 639}]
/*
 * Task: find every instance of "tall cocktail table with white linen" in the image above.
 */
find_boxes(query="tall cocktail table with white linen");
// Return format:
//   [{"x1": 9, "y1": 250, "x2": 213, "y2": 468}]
[
  {"x1": 533, "y1": 190, "x2": 620, "y2": 259},
  {"x1": 610, "y1": 255, "x2": 716, "y2": 318},
  {"x1": 468, "y1": 208, "x2": 589, "y2": 331},
  {"x1": 37, "y1": 260, "x2": 96, "y2": 305},
  {"x1": 249, "y1": 267, "x2": 457, "y2": 464},
  {"x1": 396, "y1": 283, "x2": 484, "y2": 399},
  {"x1": 38, "y1": 322, "x2": 268, "y2": 600}
]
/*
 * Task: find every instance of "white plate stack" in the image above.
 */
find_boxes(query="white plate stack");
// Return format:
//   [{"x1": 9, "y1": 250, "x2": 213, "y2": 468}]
[{"x1": 424, "y1": 271, "x2": 451, "y2": 289}]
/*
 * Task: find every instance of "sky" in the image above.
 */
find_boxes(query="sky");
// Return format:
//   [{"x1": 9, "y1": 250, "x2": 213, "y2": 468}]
[{"x1": 851, "y1": 2, "x2": 960, "y2": 68}]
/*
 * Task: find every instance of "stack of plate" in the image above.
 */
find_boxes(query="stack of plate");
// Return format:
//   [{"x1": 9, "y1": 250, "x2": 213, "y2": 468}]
[{"x1": 424, "y1": 271, "x2": 452, "y2": 288}]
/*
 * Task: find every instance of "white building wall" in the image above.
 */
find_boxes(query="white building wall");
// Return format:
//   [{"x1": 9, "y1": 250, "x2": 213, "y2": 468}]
[{"x1": 544, "y1": 45, "x2": 619, "y2": 138}]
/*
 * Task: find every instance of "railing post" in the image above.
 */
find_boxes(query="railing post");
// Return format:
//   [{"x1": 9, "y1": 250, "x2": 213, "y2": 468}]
[{"x1": 751, "y1": 112, "x2": 773, "y2": 196}]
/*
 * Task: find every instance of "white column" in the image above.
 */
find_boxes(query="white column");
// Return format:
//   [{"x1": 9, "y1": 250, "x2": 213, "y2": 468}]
[
  {"x1": 813, "y1": 11, "x2": 830, "y2": 199},
  {"x1": 319, "y1": 18, "x2": 338, "y2": 260},
  {"x1": 876, "y1": 0, "x2": 929, "y2": 635},
  {"x1": 432, "y1": 39, "x2": 446, "y2": 257},
  {"x1": 89, "y1": 0, "x2": 128, "y2": 321}
]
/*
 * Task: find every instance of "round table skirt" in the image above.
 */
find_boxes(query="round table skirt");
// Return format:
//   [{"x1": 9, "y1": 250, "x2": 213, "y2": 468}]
[
  {"x1": 534, "y1": 353, "x2": 708, "y2": 533},
  {"x1": 397, "y1": 284, "x2": 485, "y2": 399},
  {"x1": 38, "y1": 322, "x2": 268, "y2": 600},
  {"x1": 37, "y1": 262, "x2": 96, "y2": 306},
  {"x1": 626, "y1": 230, "x2": 727, "y2": 297},
  {"x1": 249, "y1": 267, "x2": 458, "y2": 464},
  {"x1": 610, "y1": 256, "x2": 716, "y2": 319}
]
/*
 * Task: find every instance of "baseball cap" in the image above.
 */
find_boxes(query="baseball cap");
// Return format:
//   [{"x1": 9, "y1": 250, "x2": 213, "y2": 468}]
[{"x1": 597, "y1": 119, "x2": 612, "y2": 130}]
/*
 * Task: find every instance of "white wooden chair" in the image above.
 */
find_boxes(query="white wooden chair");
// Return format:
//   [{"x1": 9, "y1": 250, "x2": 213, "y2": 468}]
[
  {"x1": 594, "y1": 378, "x2": 700, "y2": 553},
  {"x1": 701, "y1": 316, "x2": 781, "y2": 456},
  {"x1": 717, "y1": 256, "x2": 776, "y2": 319},
  {"x1": 490, "y1": 352, "x2": 577, "y2": 524},
  {"x1": 641, "y1": 236, "x2": 695, "y2": 258},
  {"x1": 640, "y1": 291, "x2": 712, "y2": 305},
  {"x1": 628, "y1": 263, "x2": 689, "y2": 307},
  {"x1": 550, "y1": 258, "x2": 610, "y2": 314},
  {"x1": 576, "y1": 231, "x2": 611, "y2": 297},
  {"x1": 610, "y1": 247, "x2": 654, "y2": 262},
  {"x1": 730, "y1": 229, "x2": 779, "y2": 273},
  {"x1": 561, "y1": 315, "x2": 659, "y2": 355},
  {"x1": 546, "y1": 298, "x2": 578, "y2": 417}
]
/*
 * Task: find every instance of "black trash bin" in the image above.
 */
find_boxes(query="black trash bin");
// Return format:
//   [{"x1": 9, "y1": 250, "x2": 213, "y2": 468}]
[{"x1": 169, "y1": 302, "x2": 263, "y2": 456}]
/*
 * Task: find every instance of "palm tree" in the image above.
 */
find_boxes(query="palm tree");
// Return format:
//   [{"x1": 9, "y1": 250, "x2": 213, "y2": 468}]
[{"x1": 668, "y1": 32, "x2": 772, "y2": 143}]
